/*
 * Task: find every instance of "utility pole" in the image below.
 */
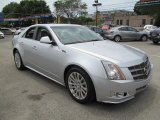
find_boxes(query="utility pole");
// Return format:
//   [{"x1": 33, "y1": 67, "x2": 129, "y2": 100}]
[{"x1": 92, "y1": 0, "x2": 102, "y2": 27}]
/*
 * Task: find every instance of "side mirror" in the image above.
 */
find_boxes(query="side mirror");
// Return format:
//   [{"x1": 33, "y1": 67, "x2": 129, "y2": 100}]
[
  {"x1": 40, "y1": 36, "x2": 57, "y2": 45},
  {"x1": 14, "y1": 32, "x2": 20, "y2": 35},
  {"x1": 40, "y1": 36, "x2": 52, "y2": 44}
]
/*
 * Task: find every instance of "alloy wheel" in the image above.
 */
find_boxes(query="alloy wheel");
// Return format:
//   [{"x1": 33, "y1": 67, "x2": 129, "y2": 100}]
[
  {"x1": 14, "y1": 52, "x2": 21, "y2": 68},
  {"x1": 68, "y1": 72, "x2": 88, "y2": 100}
]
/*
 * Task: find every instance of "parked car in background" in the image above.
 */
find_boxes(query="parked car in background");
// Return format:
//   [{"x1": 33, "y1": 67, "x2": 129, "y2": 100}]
[
  {"x1": 15, "y1": 27, "x2": 27, "y2": 35},
  {"x1": 144, "y1": 25, "x2": 157, "y2": 34},
  {"x1": 12, "y1": 24, "x2": 152, "y2": 104},
  {"x1": 150, "y1": 28, "x2": 160, "y2": 44},
  {"x1": 0, "y1": 28, "x2": 15, "y2": 35},
  {"x1": 106, "y1": 26, "x2": 149, "y2": 42},
  {"x1": 0, "y1": 31, "x2": 5, "y2": 38},
  {"x1": 90, "y1": 26, "x2": 106, "y2": 39}
]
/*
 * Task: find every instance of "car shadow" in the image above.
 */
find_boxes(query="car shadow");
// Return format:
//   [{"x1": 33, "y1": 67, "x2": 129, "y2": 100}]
[
  {"x1": 23, "y1": 68, "x2": 156, "y2": 120},
  {"x1": 81, "y1": 86, "x2": 157, "y2": 119},
  {"x1": 149, "y1": 42, "x2": 160, "y2": 46}
]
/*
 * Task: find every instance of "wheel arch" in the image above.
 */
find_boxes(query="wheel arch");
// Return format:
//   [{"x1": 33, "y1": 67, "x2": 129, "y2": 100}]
[
  {"x1": 114, "y1": 35, "x2": 122, "y2": 40},
  {"x1": 64, "y1": 64, "x2": 96, "y2": 99},
  {"x1": 13, "y1": 48, "x2": 18, "y2": 55}
]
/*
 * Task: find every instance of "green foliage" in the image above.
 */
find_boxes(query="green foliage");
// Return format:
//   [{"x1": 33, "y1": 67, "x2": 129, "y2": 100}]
[
  {"x1": 2, "y1": 2, "x2": 19, "y2": 18},
  {"x1": 2, "y1": 0, "x2": 51, "y2": 18},
  {"x1": 54, "y1": 0, "x2": 87, "y2": 20},
  {"x1": 0, "y1": 21, "x2": 9, "y2": 27},
  {"x1": 134, "y1": 1, "x2": 160, "y2": 15},
  {"x1": 154, "y1": 14, "x2": 160, "y2": 27}
]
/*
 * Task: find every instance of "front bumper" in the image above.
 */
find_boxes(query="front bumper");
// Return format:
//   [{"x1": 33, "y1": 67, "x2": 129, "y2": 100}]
[
  {"x1": 150, "y1": 36, "x2": 160, "y2": 42},
  {"x1": 97, "y1": 65, "x2": 153, "y2": 104}
]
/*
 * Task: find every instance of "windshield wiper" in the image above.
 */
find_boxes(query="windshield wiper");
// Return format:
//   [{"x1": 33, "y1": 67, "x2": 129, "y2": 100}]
[{"x1": 65, "y1": 39, "x2": 103, "y2": 45}]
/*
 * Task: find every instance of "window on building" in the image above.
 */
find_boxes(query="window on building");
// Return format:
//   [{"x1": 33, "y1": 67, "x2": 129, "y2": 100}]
[
  {"x1": 126, "y1": 20, "x2": 129, "y2": 26},
  {"x1": 120, "y1": 20, "x2": 123, "y2": 25},
  {"x1": 150, "y1": 19, "x2": 153, "y2": 25},
  {"x1": 142, "y1": 19, "x2": 146, "y2": 26},
  {"x1": 116, "y1": 20, "x2": 119, "y2": 25}
]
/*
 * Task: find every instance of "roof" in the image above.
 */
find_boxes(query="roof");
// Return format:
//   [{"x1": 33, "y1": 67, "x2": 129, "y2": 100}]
[{"x1": 31, "y1": 24, "x2": 82, "y2": 27}]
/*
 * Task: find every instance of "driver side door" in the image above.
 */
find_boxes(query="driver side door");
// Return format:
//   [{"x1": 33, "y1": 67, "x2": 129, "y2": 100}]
[{"x1": 31, "y1": 27, "x2": 64, "y2": 82}]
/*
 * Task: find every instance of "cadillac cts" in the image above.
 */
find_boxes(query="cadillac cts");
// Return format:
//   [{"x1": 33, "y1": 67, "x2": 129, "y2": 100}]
[{"x1": 12, "y1": 24, "x2": 152, "y2": 104}]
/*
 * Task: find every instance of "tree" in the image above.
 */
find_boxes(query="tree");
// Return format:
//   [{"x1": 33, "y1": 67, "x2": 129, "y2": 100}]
[
  {"x1": 2, "y1": 2, "x2": 19, "y2": 18},
  {"x1": 134, "y1": 1, "x2": 160, "y2": 26},
  {"x1": 18, "y1": 0, "x2": 51, "y2": 17},
  {"x1": 54, "y1": 0, "x2": 87, "y2": 23},
  {"x1": 2, "y1": 0, "x2": 51, "y2": 18}
]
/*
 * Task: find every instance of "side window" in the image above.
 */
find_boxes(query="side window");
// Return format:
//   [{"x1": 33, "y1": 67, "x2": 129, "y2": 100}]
[
  {"x1": 25, "y1": 27, "x2": 36, "y2": 39},
  {"x1": 127, "y1": 27, "x2": 137, "y2": 32},
  {"x1": 118, "y1": 27, "x2": 127, "y2": 31},
  {"x1": 36, "y1": 27, "x2": 52, "y2": 41}
]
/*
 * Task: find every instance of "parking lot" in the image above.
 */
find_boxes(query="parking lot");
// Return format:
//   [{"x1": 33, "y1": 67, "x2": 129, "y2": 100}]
[{"x1": 0, "y1": 35, "x2": 160, "y2": 120}]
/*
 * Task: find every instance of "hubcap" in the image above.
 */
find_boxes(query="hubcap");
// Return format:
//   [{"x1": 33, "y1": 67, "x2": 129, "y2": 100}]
[
  {"x1": 14, "y1": 53, "x2": 21, "y2": 68},
  {"x1": 115, "y1": 36, "x2": 120, "y2": 42},
  {"x1": 142, "y1": 36, "x2": 147, "y2": 41},
  {"x1": 68, "y1": 72, "x2": 88, "y2": 100}
]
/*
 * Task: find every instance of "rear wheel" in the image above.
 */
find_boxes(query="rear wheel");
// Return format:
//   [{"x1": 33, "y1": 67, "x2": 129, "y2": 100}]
[
  {"x1": 114, "y1": 35, "x2": 121, "y2": 42},
  {"x1": 66, "y1": 67, "x2": 95, "y2": 104},
  {"x1": 14, "y1": 50, "x2": 26, "y2": 70},
  {"x1": 141, "y1": 35, "x2": 148, "y2": 41}
]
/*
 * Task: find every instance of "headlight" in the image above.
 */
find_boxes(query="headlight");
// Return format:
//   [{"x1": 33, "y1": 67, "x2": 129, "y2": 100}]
[{"x1": 102, "y1": 61, "x2": 126, "y2": 80}]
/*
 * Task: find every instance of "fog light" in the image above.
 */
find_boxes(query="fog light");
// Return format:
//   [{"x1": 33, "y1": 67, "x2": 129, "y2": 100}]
[{"x1": 115, "y1": 92, "x2": 128, "y2": 97}]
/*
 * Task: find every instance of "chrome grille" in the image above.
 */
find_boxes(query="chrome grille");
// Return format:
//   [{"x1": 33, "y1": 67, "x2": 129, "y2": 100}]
[{"x1": 128, "y1": 58, "x2": 151, "y2": 81}]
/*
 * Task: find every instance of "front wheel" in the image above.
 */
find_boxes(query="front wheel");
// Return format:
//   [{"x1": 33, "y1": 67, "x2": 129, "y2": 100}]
[
  {"x1": 66, "y1": 67, "x2": 95, "y2": 104},
  {"x1": 114, "y1": 35, "x2": 121, "y2": 42},
  {"x1": 14, "y1": 50, "x2": 26, "y2": 70},
  {"x1": 141, "y1": 35, "x2": 148, "y2": 41}
]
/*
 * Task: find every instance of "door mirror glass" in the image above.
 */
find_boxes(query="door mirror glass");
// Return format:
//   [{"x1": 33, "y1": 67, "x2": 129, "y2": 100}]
[{"x1": 40, "y1": 36, "x2": 52, "y2": 44}]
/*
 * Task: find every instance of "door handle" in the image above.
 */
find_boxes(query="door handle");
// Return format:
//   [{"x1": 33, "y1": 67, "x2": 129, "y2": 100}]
[{"x1": 32, "y1": 46, "x2": 37, "y2": 50}]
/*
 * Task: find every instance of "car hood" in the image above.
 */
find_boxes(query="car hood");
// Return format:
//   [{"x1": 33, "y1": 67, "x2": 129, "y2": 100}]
[{"x1": 67, "y1": 40, "x2": 147, "y2": 67}]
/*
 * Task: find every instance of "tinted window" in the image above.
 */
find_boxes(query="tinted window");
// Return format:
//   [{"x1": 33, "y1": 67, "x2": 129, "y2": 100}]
[
  {"x1": 127, "y1": 27, "x2": 138, "y2": 32},
  {"x1": 25, "y1": 27, "x2": 36, "y2": 39},
  {"x1": 118, "y1": 27, "x2": 127, "y2": 31},
  {"x1": 36, "y1": 27, "x2": 52, "y2": 41}
]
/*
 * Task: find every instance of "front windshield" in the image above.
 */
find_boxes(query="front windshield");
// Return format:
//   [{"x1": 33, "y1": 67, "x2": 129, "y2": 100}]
[{"x1": 51, "y1": 26, "x2": 103, "y2": 44}]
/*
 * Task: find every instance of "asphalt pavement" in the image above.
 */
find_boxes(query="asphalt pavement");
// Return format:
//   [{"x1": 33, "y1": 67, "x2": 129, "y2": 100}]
[{"x1": 0, "y1": 35, "x2": 160, "y2": 120}]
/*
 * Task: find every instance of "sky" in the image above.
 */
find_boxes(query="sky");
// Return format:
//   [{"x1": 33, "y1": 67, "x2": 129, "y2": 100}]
[{"x1": 0, "y1": 0, "x2": 139, "y2": 13}]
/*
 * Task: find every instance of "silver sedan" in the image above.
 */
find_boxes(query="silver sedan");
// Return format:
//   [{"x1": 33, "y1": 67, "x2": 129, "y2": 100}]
[
  {"x1": 12, "y1": 24, "x2": 152, "y2": 104},
  {"x1": 106, "y1": 26, "x2": 149, "y2": 42}
]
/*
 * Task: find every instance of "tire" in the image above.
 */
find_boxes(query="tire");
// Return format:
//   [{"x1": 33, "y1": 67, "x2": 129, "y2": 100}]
[
  {"x1": 153, "y1": 41, "x2": 159, "y2": 44},
  {"x1": 66, "y1": 67, "x2": 95, "y2": 104},
  {"x1": 141, "y1": 35, "x2": 148, "y2": 41},
  {"x1": 14, "y1": 50, "x2": 26, "y2": 70},
  {"x1": 114, "y1": 35, "x2": 121, "y2": 42}
]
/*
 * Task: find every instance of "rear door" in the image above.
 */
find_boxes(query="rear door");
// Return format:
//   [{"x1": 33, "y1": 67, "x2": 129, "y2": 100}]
[
  {"x1": 29, "y1": 27, "x2": 64, "y2": 82},
  {"x1": 127, "y1": 27, "x2": 139, "y2": 40}
]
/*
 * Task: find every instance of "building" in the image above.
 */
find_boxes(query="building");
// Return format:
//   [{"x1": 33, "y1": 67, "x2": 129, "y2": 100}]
[
  {"x1": 94, "y1": 10, "x2": 135, "y2": 24},
  {"x1": 113, "y1": 15, "x2": 154, "y2": 27},
  {"x1": 95, "y1": 10, "x2": 155, "y2": 27}
]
